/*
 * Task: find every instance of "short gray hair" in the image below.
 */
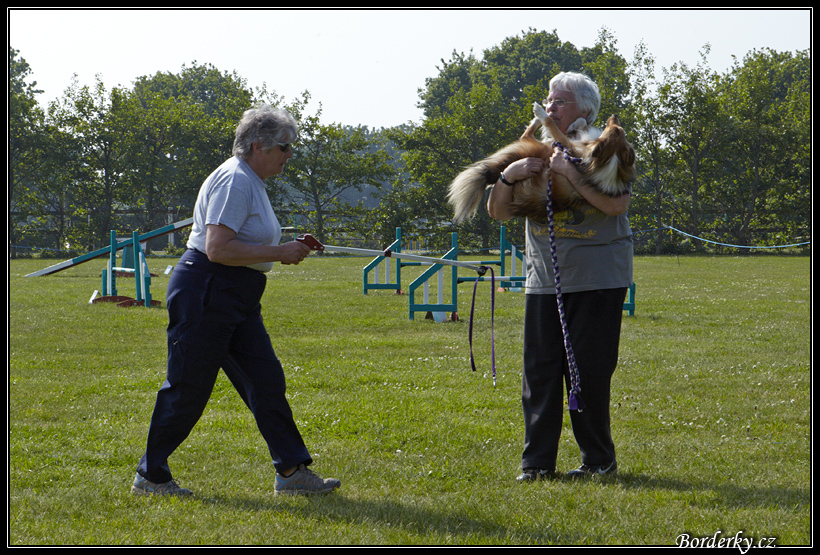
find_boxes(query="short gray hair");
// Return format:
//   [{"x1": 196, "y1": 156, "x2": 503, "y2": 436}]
[
  {"x1": 549, "y1": 72, "x2": 601, "y2": 125},
  {"x1": 232, "y1": 105, "x2": 299, "y2": 160}
]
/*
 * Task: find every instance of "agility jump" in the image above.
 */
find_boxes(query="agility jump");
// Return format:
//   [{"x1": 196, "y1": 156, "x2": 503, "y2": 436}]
[{"x1": 25, "y1": 218, "x2": 194, "y2": 278}]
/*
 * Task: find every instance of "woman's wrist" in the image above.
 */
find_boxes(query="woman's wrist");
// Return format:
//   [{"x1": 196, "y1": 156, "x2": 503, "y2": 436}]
[{"x1": 499, "y1": 172, "x2": 516, "y2": 186}]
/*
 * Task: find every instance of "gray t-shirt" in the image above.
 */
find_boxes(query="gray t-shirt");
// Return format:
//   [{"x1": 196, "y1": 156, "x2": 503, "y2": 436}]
[
  {"x1": 525, "y1": 118, "x2": 633, "y2": 294},
  {"x1": 187, "y1": 156, "x2": 282, "y2": 273},
  {"x1": 525, "y1": 207, "x2": 633, "y2": 294}
]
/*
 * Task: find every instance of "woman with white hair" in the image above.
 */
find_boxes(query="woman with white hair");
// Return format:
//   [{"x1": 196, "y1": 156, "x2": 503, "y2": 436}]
[
  {"x1": 488, "y1": 72, "x2": 632, "y2": 482},
  {"x1": 132, "y1": 105, "x2": 340, "y2": 497}
]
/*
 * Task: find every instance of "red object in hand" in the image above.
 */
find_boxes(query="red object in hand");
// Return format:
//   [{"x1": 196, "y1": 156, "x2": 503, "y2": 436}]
[{"x1": 296, "y1": 234, "x2": 324, "y2": 251}]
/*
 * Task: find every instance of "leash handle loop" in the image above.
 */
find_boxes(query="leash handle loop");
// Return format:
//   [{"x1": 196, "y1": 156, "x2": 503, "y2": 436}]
[{"x1": 469, "y1": 267, "x2": 496, "y2": 387}]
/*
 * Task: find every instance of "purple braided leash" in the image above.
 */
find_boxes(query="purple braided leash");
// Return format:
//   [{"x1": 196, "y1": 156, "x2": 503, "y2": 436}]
[{"x1": 547, "y1": 142, "x2": 585, "y2": 411}]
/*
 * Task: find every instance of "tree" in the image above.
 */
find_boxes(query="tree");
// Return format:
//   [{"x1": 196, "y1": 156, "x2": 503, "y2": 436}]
[
  {"x1": 626, "y1": 41, "x2": 676, "y2": 253},
  {"x1": 277, "y1": 96, "x2": 396, "y2": 244},
  {"x1": 656, "y1": 46, "x2": 727, "y2": 240},
  {"x1": 481, "y1": 28, "x2": 582, "y2": 105},
  {"x1": 132, "y1": 62, "x2": 252, "y2": 182},
  {"x1": 394, "y1": 81, "x2": 526, "y2": 250},
  {"x1": 9, "y1": 47, "x2": 48, "y2": 254},
  {"x1": 580, "y1": 27, "x2": 631, "y2": 122},
  {"x1": 127, "y1": 63, "x2": 253, "y2": 236},
  {"x1": 47, "y1": 75, "x2": 133, "y2": 249},
  {"x1": 716, "y1": 48, "x2": 810, "y2": 246},
  {"x1": 773, "y1": 49, "x2": 811, "y2": 241}
]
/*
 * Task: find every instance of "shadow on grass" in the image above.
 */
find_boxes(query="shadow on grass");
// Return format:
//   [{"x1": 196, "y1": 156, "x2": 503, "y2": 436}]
[
  {"x1": 612, "y1": 472, "x2": 809, "y2": 510},
  {"x1": 193, "y1": 471, "x2": 808, "y2": 544},
  {"x1": 195, "y1": 492, "x2": 586, "y2": 545}
]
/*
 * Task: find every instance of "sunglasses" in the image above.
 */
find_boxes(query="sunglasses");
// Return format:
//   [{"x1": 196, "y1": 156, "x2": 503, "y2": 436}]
[
  {"x1": 543, "y1": 99, "x2": 576, "y2": 108},
  {"x1": 276, "y1": 143, "x2": 292, "y2": 152}
]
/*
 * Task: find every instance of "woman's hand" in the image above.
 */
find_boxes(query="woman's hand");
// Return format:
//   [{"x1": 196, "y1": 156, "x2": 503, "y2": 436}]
[
  {"x1": 487, "y1": 157, "x2": 545, "y2": 220},
  {"x1": 205, "y1": 224, "x2": 311, "y2": 266},
  {"x1": 276, "y1": 241, "x2": 312, "y2": 265},
  {"x1": 549, "y1": 147, "x2": 630, "y2": 216},
  {"x1": 503, "y1": 157, "x2": 546, "y2": 182},
  {"x1": 547, "y1": 148, "x2": 581, "y2": 181}
]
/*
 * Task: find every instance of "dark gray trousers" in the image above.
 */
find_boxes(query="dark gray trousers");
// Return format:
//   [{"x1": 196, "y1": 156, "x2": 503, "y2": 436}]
[{"x1": 521, "y1": 288, "x2": 626, "y2": 471}]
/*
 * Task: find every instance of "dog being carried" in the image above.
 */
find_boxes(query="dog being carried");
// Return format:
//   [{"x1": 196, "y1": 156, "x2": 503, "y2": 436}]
[{"x1": 447, "y1": 102, "x2": 636, "y2": 223}]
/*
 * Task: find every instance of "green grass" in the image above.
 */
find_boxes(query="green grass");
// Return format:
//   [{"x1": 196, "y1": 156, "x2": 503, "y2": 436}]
[{"x1": 9, "y1": 254, "x2": 811, "y2": 545}]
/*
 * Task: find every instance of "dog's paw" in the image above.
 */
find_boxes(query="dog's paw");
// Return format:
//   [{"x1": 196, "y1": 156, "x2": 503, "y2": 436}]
[{"x1": 533, "y1": 102, "x2": 548, "y2": 121}]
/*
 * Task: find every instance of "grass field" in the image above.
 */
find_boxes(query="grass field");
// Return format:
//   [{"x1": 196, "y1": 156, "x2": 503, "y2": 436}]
[{"x1": 8, "y1": 254, "x2": 811, "y2": 546}]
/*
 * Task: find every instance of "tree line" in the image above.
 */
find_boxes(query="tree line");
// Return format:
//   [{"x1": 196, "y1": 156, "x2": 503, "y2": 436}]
[{"x1": 9, "y1": 28, "x2": 811, "y2": 258}]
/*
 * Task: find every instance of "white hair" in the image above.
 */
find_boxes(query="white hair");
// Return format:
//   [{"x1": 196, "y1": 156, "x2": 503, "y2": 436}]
[
  {"x1": 232, "y1": 105, "x2": 299, "y2": 160},
  {"x1": 549, "y1": 72, "x2": 601, "y2": 125}
]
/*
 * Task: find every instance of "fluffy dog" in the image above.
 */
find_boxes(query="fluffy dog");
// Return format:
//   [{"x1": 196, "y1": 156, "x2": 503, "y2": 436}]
[{"x1": 447, "y1": 103, "x2": 636, "y2": 223}]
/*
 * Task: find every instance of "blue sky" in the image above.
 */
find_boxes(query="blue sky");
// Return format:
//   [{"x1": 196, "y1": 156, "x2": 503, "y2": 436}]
[{"x1": 9, "y1": 8, "x2": 812, "y2": 129}]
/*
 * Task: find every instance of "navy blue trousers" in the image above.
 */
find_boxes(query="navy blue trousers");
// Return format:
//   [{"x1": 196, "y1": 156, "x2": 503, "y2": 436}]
[
  {"x1": 521, "y1": 288, "x2": 626, "y2": 471},
  {"x1": 137, "y1": 249, "x2": 311, "y2": 483}
]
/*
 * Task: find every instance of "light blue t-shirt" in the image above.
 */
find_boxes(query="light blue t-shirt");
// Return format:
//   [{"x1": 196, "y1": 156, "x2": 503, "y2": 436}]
[{"x1": 187, "y1": 156, "x2": 281, "y2": 272}]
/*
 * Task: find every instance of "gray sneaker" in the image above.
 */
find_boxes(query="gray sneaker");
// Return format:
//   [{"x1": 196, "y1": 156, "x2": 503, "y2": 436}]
[
  {"x1": 516, "y1": 467, "x2": 559, "y2": 483},
  {"x1": 565, "y1": 460, "x2": 618, "y2": 480},
  {"x1": 131, "y1": 473, "x2": 193, "y2": 497},
  {"x1": 274, "y1": 464, "x2": 340, "y2": 496}
]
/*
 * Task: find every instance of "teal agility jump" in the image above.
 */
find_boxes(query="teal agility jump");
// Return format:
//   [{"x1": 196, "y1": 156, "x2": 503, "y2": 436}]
[{"x1": 25, "y1": 218, "x2": 193, "y2": 278}]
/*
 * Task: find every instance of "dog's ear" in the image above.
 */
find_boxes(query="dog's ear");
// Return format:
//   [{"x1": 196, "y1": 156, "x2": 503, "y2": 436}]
[
  {"x1": 589, "y1": 138, "x2": 607, "y2": 162},
  {"x1": 591, "y1": 132, "x2": 616, "y2": 160},
  {"x1": 622, "y1": 144, "x2": 636, "y2": 167}
]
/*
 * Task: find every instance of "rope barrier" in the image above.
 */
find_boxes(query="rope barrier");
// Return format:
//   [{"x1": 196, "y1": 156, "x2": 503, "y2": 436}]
[{"x1": 635, "y1": 226, "x2": 811, "y2": 250}]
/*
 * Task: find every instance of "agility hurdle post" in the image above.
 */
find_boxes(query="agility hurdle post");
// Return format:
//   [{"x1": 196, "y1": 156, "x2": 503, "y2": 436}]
[
  {"x1": 623, "y1": 283, "x2": 636, "y2": 316},
  {"x1": 100, "y1": 230, "x2": 119, "y2": 297},
  {"x1": 363, "y1": 227, "x2": 403, "y2": 295},
  {"x1": 457, "y1": 226, "x2": 526, "y2": 291},
  {"x1": 498, "y1": 226, "x2": 527, "y2": 290},
  {"x1": 408, "y1": 232, "x2": 460, "y2": 321},
  {"x1": 97, "y1": 230, "x2": 161, "y2": 307}
]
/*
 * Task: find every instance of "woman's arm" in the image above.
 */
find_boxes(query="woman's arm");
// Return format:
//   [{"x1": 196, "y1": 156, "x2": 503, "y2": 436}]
[
  {"x1": 549, "y1": 149, "x2": 631, "y2": 216},
  {"x1": 487, "y1": 157, "x2": 546, "y2": 220},
  {"x1": 204, "y1": 224, "x2": 310, "y2": 266}
]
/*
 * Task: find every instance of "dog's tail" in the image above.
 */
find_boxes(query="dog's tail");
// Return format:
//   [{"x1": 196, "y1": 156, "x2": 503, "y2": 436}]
[
  {"x1": 448, "y1": 140, "x2": 547, "y2": 223},
  {"x1": 447, "y1": 162, "x2": 499, "y2": 223}
]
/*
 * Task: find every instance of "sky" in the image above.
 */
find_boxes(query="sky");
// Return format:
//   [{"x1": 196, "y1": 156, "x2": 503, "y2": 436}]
[{"x1": 8, "y1": 8, "x2": 813, "y2": 129}]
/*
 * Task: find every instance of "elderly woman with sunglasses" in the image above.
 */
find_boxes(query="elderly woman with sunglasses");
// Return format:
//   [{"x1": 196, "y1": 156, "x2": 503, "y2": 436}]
[{"x1": 132, "y1": 105, "x2": 340, "y2": 497}]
